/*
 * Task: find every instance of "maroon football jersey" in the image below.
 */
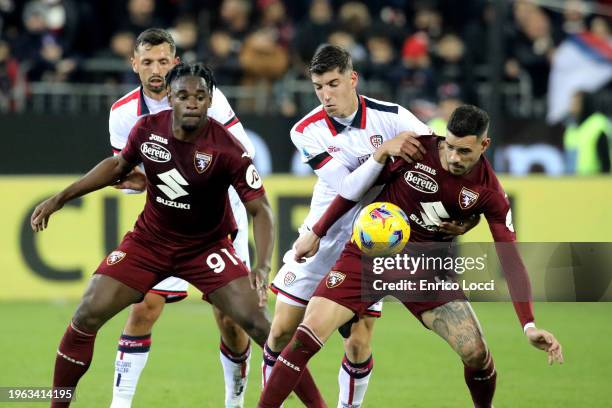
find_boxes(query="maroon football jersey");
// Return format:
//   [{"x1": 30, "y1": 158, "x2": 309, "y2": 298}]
[
  {"x1": 377, "y1": 135, "x2": 515, "y2": 243},
  {"x1": 121, "y1": 110, "x2": 265, "y2": 247},
  {"x1": 313, "y1": 135, "x2": 533, "y2": 326}
]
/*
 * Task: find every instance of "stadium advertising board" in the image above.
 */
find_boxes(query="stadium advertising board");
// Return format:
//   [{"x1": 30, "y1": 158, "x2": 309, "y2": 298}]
[{"x1": 1, "y1": 176, "x2": 611, "y2": 300}]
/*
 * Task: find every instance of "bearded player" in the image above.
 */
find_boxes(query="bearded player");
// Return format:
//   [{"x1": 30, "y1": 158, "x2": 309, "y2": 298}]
[
  {"x1": 262, "y1": 44, "x2": 478, "y2": 408},
  {"x1": 259, "y1": 105, "x2": 563, "y2": 407}
]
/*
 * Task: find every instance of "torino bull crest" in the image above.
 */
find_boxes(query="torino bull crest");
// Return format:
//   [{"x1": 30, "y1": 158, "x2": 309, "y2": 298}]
[{"x1": 194, "y1": 151, "x2": 212, "y2": 174}]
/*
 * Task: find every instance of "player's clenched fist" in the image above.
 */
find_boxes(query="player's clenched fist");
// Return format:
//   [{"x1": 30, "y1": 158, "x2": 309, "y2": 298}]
[
  {"x1": 31, "y1": 196, "x2": 63, "y2": 232},
  {"x1": 374, "y1": 130, "x2": 427, "y2": 164},
  {"x1": 293, "y1": 230, "x2": 321, "y2": 262}
]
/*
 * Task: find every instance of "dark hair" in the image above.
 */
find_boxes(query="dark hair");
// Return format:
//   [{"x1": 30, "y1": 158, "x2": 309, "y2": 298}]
[
  {"x1": 309, "y1": 44, "x2": 353, "y2": 75},
  {"x1": 135, "y1": 28, "x2": 176, "y2": 53},
  {"x1": 165, "y1": 62, "x2": 217, "y2": 95},
  {"x1": 447, "y1": 105, "x2": 490, "y2": 138}
]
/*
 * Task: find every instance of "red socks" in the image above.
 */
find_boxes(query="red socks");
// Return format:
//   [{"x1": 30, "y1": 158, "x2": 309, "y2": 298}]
[
  {"x1": 464, "y1": 352, "x2": 497, "y2": 408},
  {"x1": 259, "y1": 325, "x2": 326, "y2": 408},
  {"x1": 51, "y1": 322, "x2": 97, "y2": 407}
]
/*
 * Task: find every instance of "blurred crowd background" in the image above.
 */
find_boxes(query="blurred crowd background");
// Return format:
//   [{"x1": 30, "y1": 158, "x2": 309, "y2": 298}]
[{"x1": 1, "y1": 0, "x2": 611, "y2": 175}]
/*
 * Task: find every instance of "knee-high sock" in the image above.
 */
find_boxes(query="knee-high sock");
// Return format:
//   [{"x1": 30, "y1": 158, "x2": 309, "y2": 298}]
[
  {"x1": 51, "y1": 322, "x2": 97, "y2": 408},
  {"x1": 259, "y1": 325, "x2": 325, "y2": 408},
  {"x1": 220, "y1": 338, "x2": 251, "y2": 407},
  {"x1": 337, "y1": 354, "x2": 373, "y2": 408},
  {"x1": 464, "y1": 352, "x2": 497, "y2": 408},
  {"x1": 262, "y1": 341, "x2": 326, "y2": 407},
  {"x1": 110, "y1": 333, "x2": 152, "y2": 408},
  {"x1": 261, "y1": 342, "x2": 278, "y2": 388}
]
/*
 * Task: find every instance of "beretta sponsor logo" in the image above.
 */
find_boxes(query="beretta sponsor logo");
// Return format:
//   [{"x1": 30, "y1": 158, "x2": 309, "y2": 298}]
[
  {"x1": 141, "y1": 142, "x2": 171, "y2": 162},
  {"x1": 404, "y1": 170, "x2": 438, "y2": 193}
]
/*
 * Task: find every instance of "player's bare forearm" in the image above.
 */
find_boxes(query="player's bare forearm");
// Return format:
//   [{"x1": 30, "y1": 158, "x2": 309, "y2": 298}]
[
  {"x1": 56, "y1": 156, "x2": 134, "y2": 204},
  {"x1": 245, "y1": 195, "x2": 274, "y2": 305},
  {"x1": 31, "y1": 156, "x2": 134, "y2": 232},
  {"x1": 246, "y1": 195, "x2": 274, "y2": 272}
]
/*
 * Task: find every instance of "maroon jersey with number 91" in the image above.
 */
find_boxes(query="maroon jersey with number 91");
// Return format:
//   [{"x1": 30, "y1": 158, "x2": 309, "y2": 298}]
[{"x1": 121, "y1": 110, "x2": 265, "y2": 247}]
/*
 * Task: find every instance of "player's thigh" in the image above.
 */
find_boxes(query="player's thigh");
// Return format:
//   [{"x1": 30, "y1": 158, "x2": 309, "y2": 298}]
[
  {"x1": 302, "y1": 296, "x2": 355, "y2": 343},
  {"x1": 74, "y1": 274, "x2": 144, "y2": 331},
  {"x1": 209, "y1": 276, "x2": 271, "y2": 345},
  {"x1": 420, "y1": 300, "x2": 488, "y2": 362},
  {"x1": 268, "y1": 300, "x2": 306, "y2": 349},
  {"x1": 209, "y1": 276, "x2": 264, "y2": 320},
  {"x1": 179, "y1": 238, "x2": 257, "y2": 321}
]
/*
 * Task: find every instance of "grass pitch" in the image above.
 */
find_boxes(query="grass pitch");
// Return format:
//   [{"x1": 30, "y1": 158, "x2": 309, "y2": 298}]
[{"x1": 0, "y1": 301, "x2": 609, "y2": 407}]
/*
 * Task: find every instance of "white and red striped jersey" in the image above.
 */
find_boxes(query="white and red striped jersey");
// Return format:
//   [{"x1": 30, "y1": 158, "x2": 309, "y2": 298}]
[
  {"x1": 291, "y1": 95, "x2": 432, "y2": 240},
  {"x1": 109, "y1": 86, "x2": 253, "y2": 157},
  {"x1": 109, "y1": 85, "x2": 255, "y2": 206}
]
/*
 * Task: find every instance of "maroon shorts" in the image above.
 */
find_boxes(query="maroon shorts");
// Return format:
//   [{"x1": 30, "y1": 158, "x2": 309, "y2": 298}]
[
  {"x1": 96, "y1": 232, "x2": 249, "y2": 298},
  {"x1": 312, "y1": 242, "x2": 466, "y2": 321}
]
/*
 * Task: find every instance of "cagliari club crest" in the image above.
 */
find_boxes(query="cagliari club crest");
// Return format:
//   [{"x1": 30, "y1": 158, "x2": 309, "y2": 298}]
[
  {"x1": 194, "y1": 151, "x2": 212, "y2": 174},
  {"x1": 107, "y1": 250, "x2": 126, "y2": 266},
  {"x1": 284, "y1": 271, "x2": 296, "y2": 287},
  {"x1": 459, "y1": 187, "x2": 479, "y2": 210},
  {"x1": 326, "y1": 271, "x2": 346, "y2": 289},
  {"x1": 370, "y1": 134, "x2": 383, "y2": 148}
]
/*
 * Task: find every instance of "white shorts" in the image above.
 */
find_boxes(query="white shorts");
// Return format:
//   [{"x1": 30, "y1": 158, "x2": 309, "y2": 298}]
[
  {"x1": 271, "y1": 235, "x2": 382, "y2": 317},
  {"x1": 150, "y1": 190, "x2": 250, "y2": 302}
]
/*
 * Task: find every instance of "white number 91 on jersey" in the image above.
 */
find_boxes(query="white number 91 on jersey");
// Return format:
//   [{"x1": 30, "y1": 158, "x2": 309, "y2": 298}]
[{"x1": 352, "y1": 202, "x2": 411, "y2": 257}]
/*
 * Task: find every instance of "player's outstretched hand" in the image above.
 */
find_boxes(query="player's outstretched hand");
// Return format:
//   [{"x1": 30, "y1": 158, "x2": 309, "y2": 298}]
[
  {"x1": 114, "y1": 168, "x2": 146, "y2": 191},
  {"x1": 439, "y1": 214, "x2": 481, "y2": 239},
  {"x1": 293, "y1": 230, "x2": 321, "y2": 263},
  {"x1": 378, "y1": 131, "x2": 426, "y2": 164},
  {"x1": 250, "y1": 266, "x2": 270, "y2": 307},
  {"x1": 31, "y1": 196, "x2": 63, "y2": 232},
  {"x1": 525, "y1": 327, "x2": 564, "y2": 365}
]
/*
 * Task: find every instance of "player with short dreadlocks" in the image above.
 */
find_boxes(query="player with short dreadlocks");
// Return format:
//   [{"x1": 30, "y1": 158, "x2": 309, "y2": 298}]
[
  {"x1": 108, "y1": 30, "x2": 257, "y2": 408},
  {"x1": 31, "y1": 62, "x2": 326, "y2": 407}
]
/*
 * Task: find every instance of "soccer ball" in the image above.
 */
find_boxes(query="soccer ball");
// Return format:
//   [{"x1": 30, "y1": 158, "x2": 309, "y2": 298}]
[{"x1": 352, "y1": 202, "x2": 410, "y2": 257}]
